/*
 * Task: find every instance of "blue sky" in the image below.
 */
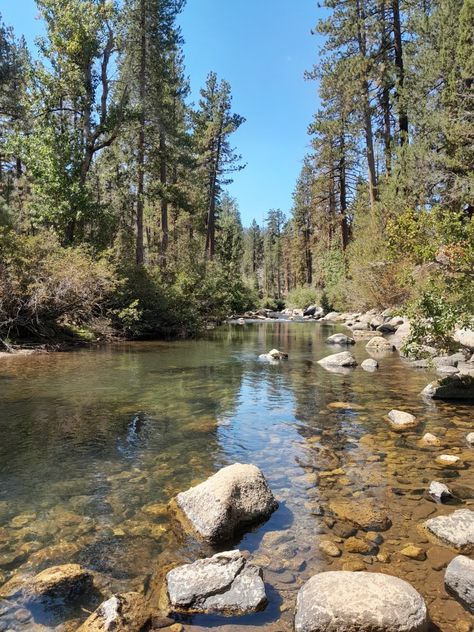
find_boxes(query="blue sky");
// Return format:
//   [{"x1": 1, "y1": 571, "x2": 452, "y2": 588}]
[{"x1": 1, "y1": 0, "x2": 321, "y2": 226}]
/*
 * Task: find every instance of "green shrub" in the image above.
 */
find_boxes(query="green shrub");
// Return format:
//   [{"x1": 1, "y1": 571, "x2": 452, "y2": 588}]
[
  {"x1": 285, "y1": 286, "x2": 320, "y2": 309},
  {"x1": 0, "y1": 229, "x2": 117, "y2": 340}
]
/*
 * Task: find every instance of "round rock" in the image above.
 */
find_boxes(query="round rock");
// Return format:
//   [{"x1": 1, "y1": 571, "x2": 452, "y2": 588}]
[
  {"x1": 326, "y1": 334, "x2": 355, "y2": 346},
  {"x1": 445, "y1": 555, "x2": 474, "y2": 613},
  {"x1": 294, "y1": 571, "x2": 428, "y2": 632},
  {"x1": 361, "y1": 358, "x2": 379, "y2": 371},
  {"x1": 387, "y1": 410, "x2": 418, "y2": 432}
]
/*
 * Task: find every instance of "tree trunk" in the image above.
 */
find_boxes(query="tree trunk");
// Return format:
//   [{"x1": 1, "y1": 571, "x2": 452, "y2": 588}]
[
  {"x1": 392, "y1": 0, "x2": 408, "y2": 143},
  {"x1": 339, "y1": 134, "x2": 349, "y2": 250},
  {"x1": 380, "y1": 0, "x2": 392, "y2": 173},
  {"x1": 356, "y1": 0, "x2": 379, "y2": 209},
  {"x1": 136, "y1": 0, "x2": 146, "y2": 265},
  {"x1": 159, "y1": 127, "x2": 168, "y2": 267}
]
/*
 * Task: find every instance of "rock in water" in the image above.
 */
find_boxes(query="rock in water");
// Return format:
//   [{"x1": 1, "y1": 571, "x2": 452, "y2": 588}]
[
  {"x1": 258, "y1": 348, "x2": 288, "y2": 362},
  {"x1": 294, "y1": 571, "x2": 428, "y2": 632},
  {"x1": 23, "y1": 564, "x2": 93, "y2": 604},
  {"x1": 420, "y1": 433, "x2": 441, "y2": 447},
  {"x1": 466, "y1": 432, "x2": 474, "y2": 447},
  {"x1": 366, "y1": 337, "x2": 395, "y2": 351},
  {"x1": 444, "y1": 555, "x2": 474, "y2": 613},
  {"x1": 361, "y1": 358, "x2": 379, "y2": 371},
  {"x1": 165, "y1": 550, "x2": 267, "y2": 615},
  {"x1": 428, "y1": 481, "x2": 452, "y2": 503},
  {"x1": 77, "y1": 592, "x2": 151, "y2": 631},
  {"x1": 171, "y1": 463, "x2": 277, "y2": 544},
  {"x1": 387, "y1": 410, "x2": 419, "y2": 432},
  {"x1": 424, "y1": 509, "x2": 474, "y2": 553},
  {"x1": 421, "y1": 374, "x2": 474, "y2": 400},
  {"x1": 317, "y1": 351, "x2": 357, "y2": 368},
  {"x1": 328, "y1": 499, "x2": 391, "y2": 532},
  {"x1": 326, "y1": 333, "x2": 355, "y2": 346}
]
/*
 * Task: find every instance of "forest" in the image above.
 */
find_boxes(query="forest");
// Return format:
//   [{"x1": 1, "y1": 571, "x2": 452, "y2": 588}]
[{"x1": 0, "y1": 0, "x2": 473, "y2": 344}]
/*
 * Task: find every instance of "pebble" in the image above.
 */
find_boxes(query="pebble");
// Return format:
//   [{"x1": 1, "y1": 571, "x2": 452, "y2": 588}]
[
  {"x1": 319, "y1": 540, "x2": 341, "y2": 557},
  {"x1": 436, "y1": 454, "x2": 462, "y2": 467},
  {"x1": 400, "y1": 544, "x2": 426, "y2": 561}
]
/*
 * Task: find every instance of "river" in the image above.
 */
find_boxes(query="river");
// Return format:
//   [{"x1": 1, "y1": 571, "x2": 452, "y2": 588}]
[{"x1": 0, "y1": 321, "x2": 472, "y2": 631}]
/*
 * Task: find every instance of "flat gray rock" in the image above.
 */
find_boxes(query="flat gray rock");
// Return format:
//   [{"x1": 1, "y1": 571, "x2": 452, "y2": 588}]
[
  {"x1": 317, "y1": 351, "x2": 357, "y2": 368},
  {"x1": 166, "y1": 550, "x2": 267, "y2": 615},
  {"x1": 424, "y1": 509, "x2": 474, "y2": 553},
  {"x1": 445, "y1": 555, "x2": 474, "y2": 613},
  {"x1": 172, "y1": 463, "x2": 277, "y2": 543},
  {"x1": 326, "y1": 334, "x2": 355, "y2": 346},
  {"x1": 295, "y1": 571, "x2": 428, "y2": 632}
]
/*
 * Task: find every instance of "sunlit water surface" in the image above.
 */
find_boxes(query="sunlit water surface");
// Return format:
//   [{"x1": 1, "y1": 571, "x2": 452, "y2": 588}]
[{"x1": 0, "y1": 322, "x2": 473, "y2": 631}]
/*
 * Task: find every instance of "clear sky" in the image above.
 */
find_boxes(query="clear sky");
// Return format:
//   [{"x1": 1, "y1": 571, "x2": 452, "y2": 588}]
[{"x1": 1, "y1": 0, "x2": 321, "y2": 226}]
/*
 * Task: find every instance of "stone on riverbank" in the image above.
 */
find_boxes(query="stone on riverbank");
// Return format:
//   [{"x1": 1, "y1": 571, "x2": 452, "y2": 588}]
[
  {"x1": 366, "y1": 337, "x2": 395, "y2": 351},
  {"x1": 444, "y1": 555, "x2": 474, "y2": 613},
  {"x1": 326, "y1": 333, "x2": 355, "y2": 346},
  {"x1": 164, "y1": 550, "x2": 266, "y2": 615},
  {"x1": 318, "y1": 540, "x2": 341, "y2": 557},
  {"x1": 77, "y1": 592, "x2": 151, "y2": 631},
  {"x1": 328, "y1": 499, "x2": 391, "y2": 532},
  {"x1": 171, "y1": 463, "x2": 277, "y2": 544},
  {"x1": 421, "y1": 374, "x2": 474, "y2": 400},
  {"x1": 317, "y1": 351, "x2": 357, "y2": 368},
  {"x1": 294, "y1": 571, "x2": 428, "y2": 632},
  {"x1": 387, "y1": 410, "x2": 419, "y2": 432},
  {"x1": 424, "y1": 509, "x2": 474, "y2": 553},
  {"x1": 361, "y1": 358, "x2": 379, "y2": 371}
]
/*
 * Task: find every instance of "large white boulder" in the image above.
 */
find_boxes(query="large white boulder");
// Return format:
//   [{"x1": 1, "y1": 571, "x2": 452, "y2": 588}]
[
  {"x1": 294, "y1": 571, "x2": 428, "y2": 632},
  {"x1": 171, "y1": 463, "x2": 277, "y2": 544}
]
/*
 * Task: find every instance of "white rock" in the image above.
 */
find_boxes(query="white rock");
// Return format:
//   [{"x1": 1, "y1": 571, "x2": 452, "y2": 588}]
[
  {"x1": 317, "y1": 352, "x2": 358, "y2": 368},
  {"x1": 172, "y1": 463, "x2": 277, "y2": 544},
  {"x1": 424, "y1": 509, "x2": 474, "y2": 553},
  {"x1": 361, "y1": 358, "x2": 379, "y2": 371},
  {"x1": 387, "y1": 410, "x2": 418, "y2": 432},
  {"x1": 428, "y1": 481, "x2": 452, "y2": 503},
  {"x1": 295, "y1": 571, "x2": 428, "y2": 632},
  {"x1": 445, "y1": 555, "x2": 474, "y2": 613},
  {"x1": 326, "y1": 333, "x2": 355, "y2": 346}
]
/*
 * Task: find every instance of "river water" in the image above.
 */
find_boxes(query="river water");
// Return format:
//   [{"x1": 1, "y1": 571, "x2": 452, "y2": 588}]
[{"x1": 0, "y1": 322, "x2": 472, "y2": 631}]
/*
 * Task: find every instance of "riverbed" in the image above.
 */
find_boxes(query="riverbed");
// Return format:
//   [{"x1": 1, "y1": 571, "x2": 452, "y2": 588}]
[{"x1": 0, "y1": 322, "x2": 473, "y2": 631}]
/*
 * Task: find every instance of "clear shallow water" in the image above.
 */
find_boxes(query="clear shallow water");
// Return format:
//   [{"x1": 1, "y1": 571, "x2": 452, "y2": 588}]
[{"x1": 0, "y1": 322, "x2": 473, "y2": 631}]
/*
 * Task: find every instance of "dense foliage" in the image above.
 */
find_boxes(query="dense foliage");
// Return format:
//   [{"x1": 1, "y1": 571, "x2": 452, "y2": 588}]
[{"x1": 0, "y1": 0, "x2": 472, "y2": 345}]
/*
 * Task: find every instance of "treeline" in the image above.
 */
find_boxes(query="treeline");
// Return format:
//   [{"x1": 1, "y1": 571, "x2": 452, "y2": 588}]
[
  {"x1": 0, "y1": 0, "x2": 257, "y2": 342},
  {"x1": 271, "y1": 0, "x2": 474, "y2": 326}
]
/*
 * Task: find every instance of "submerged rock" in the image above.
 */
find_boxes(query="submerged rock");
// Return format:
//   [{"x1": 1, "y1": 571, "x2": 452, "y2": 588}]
[
  {"x1": 435, "y1": 454, "x2": 462, "y2": 467},
  {"x1": 328, "y1": 499, "x2": 391, "y2": 532},
  {"x1": 14, "y1": 564, "x2": 94, "y2": 605},
  {"x1": 361, "y1": 358, "x2": 379, "y2": 371},
  {"x1": 400, "y1": 544, "x2": 426, "y2": 561},
  {"x1": 420, "y1": 433, "x2": 441, "y2": 447},
  {"x1": 318, "y1": 540, "x2": 341, "y2": 557},
  {"x1": 294, "y1": 571, "x2": 428, "y2": 632},
  {"x1": 421, "y1": 374, "x2": 474, "y2": 400},
  {"x1": 444, "y1": 555, "x2": 474, "y2": 613},
  {"x1": 317, "y1": 351, "x2": 357, "y2": 368},
  {"x1": 326, "y1": 333, "x2": 355, "y2": 346},
  {"x1": 170, "y1": 463, "x2": 277, "y2": 544},
  {"x1": 77, "y1": 592, "x2": 151, "y2": 631},
  {"x1": 424, "y1": 508, "x2": 474, "y2": 553},
  {"x1": 165, "y1": 550, "x2": 266, "y2": 615},
  {"x1": 387, "y1": 410, "x2": 419, "y2": 432}
]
